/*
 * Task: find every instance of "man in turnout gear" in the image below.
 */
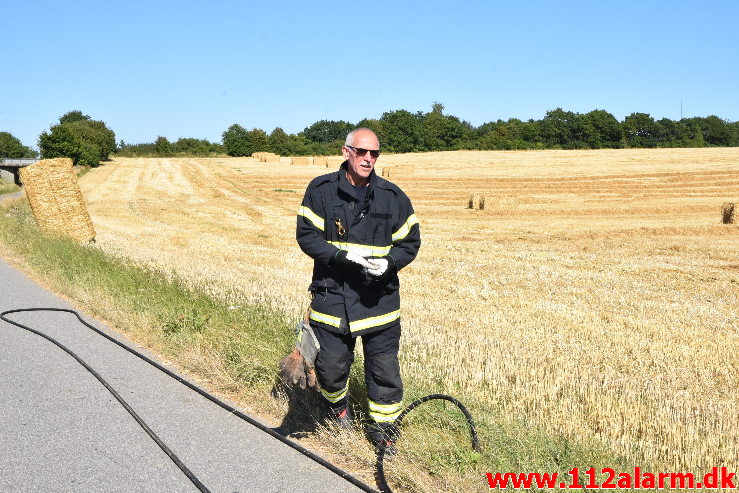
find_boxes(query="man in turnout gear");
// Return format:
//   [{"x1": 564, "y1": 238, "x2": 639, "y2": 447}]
[{"x1": 295, "y1": 128, "x2": 420, "y2": 452}]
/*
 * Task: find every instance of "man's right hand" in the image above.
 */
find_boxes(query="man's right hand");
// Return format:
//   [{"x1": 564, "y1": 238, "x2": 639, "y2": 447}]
[{"x1": 334, "y1": 250, "x2": 372, "y2": 270}]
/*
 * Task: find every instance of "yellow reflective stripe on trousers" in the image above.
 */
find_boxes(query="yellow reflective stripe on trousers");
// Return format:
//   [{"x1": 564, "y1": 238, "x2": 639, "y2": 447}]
[
  {"x1": 368, "y1": 400, "x2": 403, "y2": 422},
  {"x1": 349, "y1": 309, "x2": 400, "y2": 333},
  {"x1": 309, "y1": 310, "x2": 341, "y2": 328},
  {"x1": 391, "y1": 213, "x2": 418, "y2": 243},
  {"x1": 322, "y1": 384, "x2": 348, "y2": 404},
  {"x1": 329, "y1": 241, "x2": 391, "y2": 257},
  {"x1": 297, "y1": 206, "x2": 325, "y2": 231}
]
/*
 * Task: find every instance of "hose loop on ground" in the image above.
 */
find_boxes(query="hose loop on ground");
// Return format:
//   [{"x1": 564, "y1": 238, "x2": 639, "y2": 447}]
[{"x1": 376, "y1": 393, "x2": 480, "y2": 493}]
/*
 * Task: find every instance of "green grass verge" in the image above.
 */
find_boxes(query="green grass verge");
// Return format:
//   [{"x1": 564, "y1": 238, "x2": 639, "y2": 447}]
[
  {"x1": 0, "y1": 202, "x2": 635, "y2": 492},
  {"x1": 0, "y1": 178, "x2": 21, "y2": 195}
]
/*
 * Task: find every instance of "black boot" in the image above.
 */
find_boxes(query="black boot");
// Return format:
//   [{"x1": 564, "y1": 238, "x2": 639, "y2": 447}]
[
  {"x1": 328, "y1": 403, "x2": 354, "y2": 430},
  {"x1": 366, "y1": 422, "x2": 399, "y2": 458}
]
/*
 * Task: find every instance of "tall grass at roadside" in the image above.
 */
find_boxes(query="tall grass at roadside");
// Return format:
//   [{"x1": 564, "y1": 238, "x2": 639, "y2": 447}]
[
  {"x1": 0, "y1": 178, "x2": 20, "y2": 195},
  {"x1": 1, "y1": 202, "x2": 634, "y2": 492}
]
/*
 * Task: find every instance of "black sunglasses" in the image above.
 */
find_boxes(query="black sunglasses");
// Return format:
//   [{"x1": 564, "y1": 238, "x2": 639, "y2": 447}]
[{"x1": 346, "y1": 145, "x2": 380, "y2": 159}]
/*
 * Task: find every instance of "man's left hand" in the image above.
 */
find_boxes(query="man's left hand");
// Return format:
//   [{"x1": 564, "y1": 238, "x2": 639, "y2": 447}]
[{"x1": 366, "y1": 257, "x2": 392, "y2": 277}]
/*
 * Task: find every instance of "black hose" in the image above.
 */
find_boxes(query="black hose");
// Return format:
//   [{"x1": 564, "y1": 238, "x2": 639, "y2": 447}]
[
  {"x1": 0, "y1": 308, "x2": 211, "y2": 492},
  {"x1": 375, "y1": 394, "x2": 480, "y2": 493},
  {"x1": 0, "y1": 308, "x2": 379, "y2": 493},
  {"x1": 1, "y1": 308, "x2": 480, "y2": 493}
]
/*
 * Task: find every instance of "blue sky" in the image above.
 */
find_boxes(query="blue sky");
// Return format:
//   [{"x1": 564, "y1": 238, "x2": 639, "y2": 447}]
[{"x1": 2, "y1": 0, "x2": 737, "y2": 148}]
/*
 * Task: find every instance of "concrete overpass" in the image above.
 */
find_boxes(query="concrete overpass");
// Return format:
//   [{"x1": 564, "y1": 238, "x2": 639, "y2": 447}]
[{"x1": 0, "y1": 158, "x2": 37, "y2": 185}]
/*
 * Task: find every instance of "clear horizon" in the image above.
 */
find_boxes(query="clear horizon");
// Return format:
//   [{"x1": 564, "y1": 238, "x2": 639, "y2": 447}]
[{"x1": 2, "y1": 0, "x2": 737, "y2": 148}]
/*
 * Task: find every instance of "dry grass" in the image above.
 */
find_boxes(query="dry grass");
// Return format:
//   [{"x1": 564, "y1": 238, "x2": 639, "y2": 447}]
[{"x1": 78, "y1": 149, "x2": 739, "y2": 475}]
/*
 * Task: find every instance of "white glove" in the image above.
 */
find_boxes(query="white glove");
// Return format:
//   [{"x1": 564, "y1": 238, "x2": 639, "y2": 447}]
[
  {"x1": 366, "y1": 258, "x2": 389, "y2": 276},
  {"x1": 346, "y1": 251, "x2": 373, "y2": 269}
]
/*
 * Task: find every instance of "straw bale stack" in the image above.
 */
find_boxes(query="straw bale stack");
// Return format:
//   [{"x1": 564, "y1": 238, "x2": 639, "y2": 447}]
[
  {"x1": 19, "y1": 158, "x2": 95, "y2": 242},
  {"x1": 722, "y1": 202, "x2": 736, "y2": 224},
  {"x1": 251, "y1": 152, "x2": 280, "y2": 162},
  {"x1": 327, "y1": 156, "x2": 344, "y2": 168},
  {"x1": 467, "y1": 194, "x2": 486, "y2": 210},
  {"x1": 291, "y1": 157, "x2": 314, "y2": 165},
  {"x1": 313, "y1": 156, "x2": 328, "y2": 166},
  {"x1": 382, "y1": 166, "x2": 413, "y2": 179}
]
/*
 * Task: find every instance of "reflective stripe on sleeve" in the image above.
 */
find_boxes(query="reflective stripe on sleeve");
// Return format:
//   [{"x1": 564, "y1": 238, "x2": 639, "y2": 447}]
[
  {"x1": 391, "y1": 213, "x2": 418, "y2": 243},
  {"x1": 322, "y1": 384, "x2": 349, "y2": 404},
  {"x1": 368, "y1": 400, "x2": 403, "y2": 422},
  {"x1": 297, "y1": 206, "x2": 325, "y2": 231},
  {"x1": 328, "y1": 241, "x2": 391, "y2": 257},
  {"x1": 309, "y1": 310, "x2": 342, "y2": 328},
  {"x1": 349, "y1": 309, "x2": 400, "y2": 333}
]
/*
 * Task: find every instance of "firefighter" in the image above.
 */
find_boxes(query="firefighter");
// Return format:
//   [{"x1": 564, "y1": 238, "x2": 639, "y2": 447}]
[{"x1": 292, "y1": 127, "x2": 420, "y2": 452}]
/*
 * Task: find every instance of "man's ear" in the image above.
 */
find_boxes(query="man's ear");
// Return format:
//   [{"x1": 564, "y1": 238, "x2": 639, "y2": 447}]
[{"x1": 341, "y1": 146, "x2": 350, "y2": 160}]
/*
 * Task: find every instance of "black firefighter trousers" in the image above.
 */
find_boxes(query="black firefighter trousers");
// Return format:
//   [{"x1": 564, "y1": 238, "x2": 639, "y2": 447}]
[{"x1": 312, "y1": 323, "x2": 403, "y2": 425}]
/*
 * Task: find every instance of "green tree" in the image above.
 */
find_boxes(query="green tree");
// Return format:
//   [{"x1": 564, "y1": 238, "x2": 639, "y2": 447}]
[
  {"x1": 302, "y1": 120, "x2": 353, "y2": 144},
  {"x1": 154, "y1": 136, "x2": 173, "y2": 156},
  {"x1": 172, "y1": 138, "x2": 223, "y2": 156},
  {"x1": 380, "y1": 109, "x2": 424, "y2": 153},
  {"x1": 585, "y1": 110, "x2": 622, "y2": 148},
  {"x1": 540, "y1": 108, "x2": 575, "y2": 148},
  {"x1": 623, "y1": 113, "x2": 659, "y2": 148},
  {"x1": 246, "y1": 128, "x2": 269, "y2": 154},
  {"x1": 654, "y1": 118, "x2": 687, "y2": 147},
  {"x1": 38, "y1": 112, "x2": 116, "y2": 166},
  {"x1": 0, "y1": 132, "x2": 36, "y2": 158},
  {"x1": 222, "y1": 124, "x2": 250, "y2": 156},
  {"x1": 59, "y1": 110, "x2": 91, "y2": 125},
  {"x1": 355, "y1": 118, "x2": 385, "y2": 145},
  {"x1": 701, "y1": 115, "x2": 733, "y2": 146},
  {"x1": 268, "y1": 127, "x2": 291, "y2": 155}
]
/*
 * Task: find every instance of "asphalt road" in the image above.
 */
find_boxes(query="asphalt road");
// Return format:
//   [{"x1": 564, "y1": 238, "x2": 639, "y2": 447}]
[{"x1": 0, "y1": 258, "x2": 366, "y2": 493}]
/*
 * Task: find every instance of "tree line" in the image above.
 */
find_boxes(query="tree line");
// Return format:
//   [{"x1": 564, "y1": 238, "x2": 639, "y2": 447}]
[
  {"x1": 1, "y1": 105, "x2": 738, "y2": 167},
  {"x1": 117, "y1": 103, "x2": 739, "y2": 159}
]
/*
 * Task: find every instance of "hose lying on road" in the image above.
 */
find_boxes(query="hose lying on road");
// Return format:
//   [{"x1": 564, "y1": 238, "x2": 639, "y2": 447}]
[{"x1": 1, "y1": 308, "x2": 479, "y2": 493}]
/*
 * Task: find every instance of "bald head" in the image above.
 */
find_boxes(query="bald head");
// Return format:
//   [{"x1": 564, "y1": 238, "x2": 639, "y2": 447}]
[{"x1": 345, "y1": 128, "x2": 380, "y2": 148}]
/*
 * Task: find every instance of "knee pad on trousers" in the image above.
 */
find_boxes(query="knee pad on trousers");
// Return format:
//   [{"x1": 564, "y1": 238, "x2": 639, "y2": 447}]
[
  {"x1": 365, "y1": 352, "x2": 403, "y2": 403},
  {"x1": 315, "y1": 351, "x2": 355, "y2": 391}
]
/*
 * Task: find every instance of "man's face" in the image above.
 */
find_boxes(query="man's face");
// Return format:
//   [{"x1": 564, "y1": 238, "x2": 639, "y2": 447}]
[{"x1": 342, "y1": 130, "x2": 380, "y2": 185}]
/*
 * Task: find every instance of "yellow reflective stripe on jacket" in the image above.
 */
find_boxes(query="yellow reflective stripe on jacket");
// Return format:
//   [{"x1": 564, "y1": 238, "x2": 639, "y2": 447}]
[
  {"x1": 391, "y1": 213, "x2": 418, "y2": 243},
  {"x1": 322, "y1": 384, "x2": 348, "y2": 404},
  {"x1": 297, "y1": 206, "x2": 325, "y2": 231},
  {"x1": 349, "y1": 310, "x2": 400, "y2": 333},
  {"x1": 368, "y1": 400, "x2": 403, "y2": 422},
  {"x1": 329, "y1": 241, "x2": 391, "y2": 257},
  {"x1": 309, "y1": 310, "x2": 341, "y2": 328}
]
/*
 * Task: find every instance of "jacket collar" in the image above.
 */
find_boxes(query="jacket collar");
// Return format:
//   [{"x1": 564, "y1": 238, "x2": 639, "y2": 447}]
[{"x1": 337, "y1": 161, "x2": 378, "y2": 201}]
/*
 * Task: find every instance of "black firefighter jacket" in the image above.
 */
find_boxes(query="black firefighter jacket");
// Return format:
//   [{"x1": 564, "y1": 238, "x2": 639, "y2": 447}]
[{"x1": 296, "y1": 162, "x2": 421, "y2": 337}]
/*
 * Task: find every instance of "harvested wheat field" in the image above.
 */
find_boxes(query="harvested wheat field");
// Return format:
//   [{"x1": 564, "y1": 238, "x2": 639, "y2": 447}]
[{"x1": 80, "y1": 148, "x2": 738, "y2": 473}]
